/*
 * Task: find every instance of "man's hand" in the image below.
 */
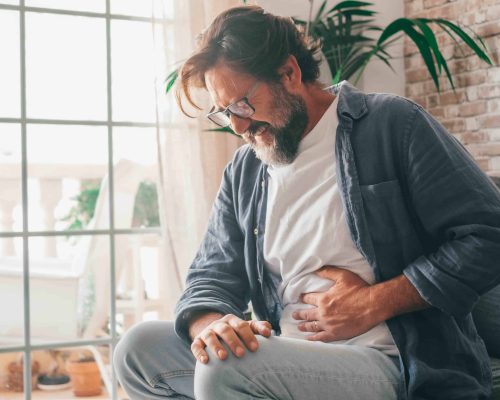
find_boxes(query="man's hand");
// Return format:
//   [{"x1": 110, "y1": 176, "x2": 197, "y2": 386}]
[
  {"x1": 292, "y1": 266, "x2": 382, "y2": 342},
  {"x1": 189, "y1": 313, "x2": 272, "y2": 364}
]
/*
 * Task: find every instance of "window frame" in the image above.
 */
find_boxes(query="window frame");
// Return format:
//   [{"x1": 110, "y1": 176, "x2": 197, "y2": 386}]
[{"x1": 0, "y1": 1, "x2": 170, "y2": 398}]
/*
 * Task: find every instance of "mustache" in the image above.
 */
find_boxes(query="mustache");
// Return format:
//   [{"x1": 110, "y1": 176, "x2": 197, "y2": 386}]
[{"x1": 246, "y1": 121, "x2": 270, "y2": 136}]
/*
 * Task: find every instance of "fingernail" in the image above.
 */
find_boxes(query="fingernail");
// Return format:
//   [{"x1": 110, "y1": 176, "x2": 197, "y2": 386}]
[
  {"x1": 200, "y1": 355, "x2": 207, "y2": 363},
  {"x1": 292, "y1": 312, "x2": 298, "y2": 319},
  {"x1": 236, "y1": 346, "x2": 245, "y2": 357},
  {"x1": 217, "y1": 349, "x2": 226, "y2": 359},
  {"x1": 249, "y1": 341, "x2": 258, "y2": 351}
]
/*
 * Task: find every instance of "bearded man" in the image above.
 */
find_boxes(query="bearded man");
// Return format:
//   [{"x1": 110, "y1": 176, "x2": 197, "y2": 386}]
[{"x1": 114, "y1": 6, "x2": 500, "y2": 400}]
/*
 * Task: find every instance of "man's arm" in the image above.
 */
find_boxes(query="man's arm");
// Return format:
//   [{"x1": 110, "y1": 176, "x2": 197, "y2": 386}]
[
  {"x1": 174, "y1": 159, "x2": 251, "y2": 344},
  {"x1": 293, "y1": 267, "x2": 430, "y2": 341}
]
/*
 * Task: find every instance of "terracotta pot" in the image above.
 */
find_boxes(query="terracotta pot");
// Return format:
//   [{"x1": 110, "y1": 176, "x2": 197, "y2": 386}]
[{"x1": 67, "y1": 360, "x2": 102, "y2": 397}]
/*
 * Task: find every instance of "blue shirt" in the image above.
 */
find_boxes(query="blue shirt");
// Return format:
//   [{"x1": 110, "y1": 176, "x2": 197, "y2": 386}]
[{"x1": 175, "y1": 81, "x2": 500, "y2": 399}]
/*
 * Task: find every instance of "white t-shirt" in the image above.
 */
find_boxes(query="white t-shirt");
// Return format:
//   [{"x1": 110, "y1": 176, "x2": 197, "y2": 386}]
[{"x1": 263, "y1": 95, "x2": 398, "y2": 356}]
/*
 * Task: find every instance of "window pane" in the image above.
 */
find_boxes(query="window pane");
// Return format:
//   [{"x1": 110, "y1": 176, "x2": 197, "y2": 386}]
[
  {"x1": 25, "y1": 13, "x2": 107, "y2": 120},
  {"x1": 29, "y1": 235, "x2": 110, "y2": 345},
  {"x1": 0, "y1": 241, "x2": 24, "y2": 349},
  {"x1": 26, "y1": 0, "x2": 104, "y2": 13},
  {"x1": 113, "y1": 128, "x2": 160, "y2": 229},
  {"x1": 111, "y1": 20, "x2": 156, "y2": 123},
  {"x1": 116, "y1": 233, "x2": 163, "y2": 334},
  {"x1": 0, "y1": 10, "x2": 20, "y2": 118},
  {"x1": 0, "y1": 124, "x2": 22, "y2": 234},
  {"x1": 27, "y1": 124, "x2": 109, "y2": 232},
  {"x1": 0, "y1": 0, "x2": 19, "y2": 5},
  {"x1": 111, "y1": 0, "x2": 174, "y2": 18}
]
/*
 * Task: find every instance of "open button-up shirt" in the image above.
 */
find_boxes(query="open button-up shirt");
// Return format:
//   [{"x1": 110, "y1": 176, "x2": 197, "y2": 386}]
[{"x1": 175, "y1": 81, "x2": 500, "y2": 399}]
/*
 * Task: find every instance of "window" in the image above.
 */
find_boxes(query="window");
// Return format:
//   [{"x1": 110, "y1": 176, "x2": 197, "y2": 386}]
[{"x1": 0, "y1": 1, "x2": 171, "y2": 398}]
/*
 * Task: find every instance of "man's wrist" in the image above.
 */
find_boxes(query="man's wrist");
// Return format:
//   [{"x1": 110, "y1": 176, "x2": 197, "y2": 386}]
[
  {"x1": 187, "y1": 311, "x2": 224, "y2": 341},
  {"x1": 369, "y1": 274, "x2": 430, "y2": 321}
]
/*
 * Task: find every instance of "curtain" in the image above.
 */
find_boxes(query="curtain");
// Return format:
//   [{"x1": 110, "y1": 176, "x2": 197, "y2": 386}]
[{"x1": 151, "y1": 0, "x2": 243, "y2": 318}]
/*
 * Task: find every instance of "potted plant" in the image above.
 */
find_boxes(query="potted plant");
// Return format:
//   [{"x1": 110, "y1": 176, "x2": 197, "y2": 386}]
[{"x1": 66, "y1": 351, "x2": 102, "y2": 397}]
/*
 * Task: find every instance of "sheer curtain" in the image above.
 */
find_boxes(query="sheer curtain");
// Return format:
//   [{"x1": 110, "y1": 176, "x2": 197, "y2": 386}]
[{"x1": 152, "y1": 0, "x2": 242, "y2": 318}]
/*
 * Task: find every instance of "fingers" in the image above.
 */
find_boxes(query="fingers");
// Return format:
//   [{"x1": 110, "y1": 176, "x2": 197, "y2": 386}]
[
  {"x1": 250, "y1": 319, "x2": 272, "y2": 338},
  {"x1": 191, "y1": 315, "x2": 273, "y2": 364},
  {"x1": 228, "y1": 319, "x2": 258, "y2": 352},
  {"x1": 292, "y1": 308, "x2": 319, "y2": 321},
  {"x1": 298, "y1": 320, "x2": 322, "y2": 333},
  {"x1": 306, "y1": 331, "x2": 335, "y2": 343}
]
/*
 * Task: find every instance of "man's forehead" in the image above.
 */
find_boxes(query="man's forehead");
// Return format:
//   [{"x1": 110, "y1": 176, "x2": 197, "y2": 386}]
[{"x1": 205, "y1": 64, "x2": 254, "y2": 107}]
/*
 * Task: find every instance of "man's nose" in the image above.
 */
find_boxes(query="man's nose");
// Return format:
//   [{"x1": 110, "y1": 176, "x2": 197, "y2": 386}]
[{"x1": 229, "y1": 114, "x2": 251, "y2": 135}]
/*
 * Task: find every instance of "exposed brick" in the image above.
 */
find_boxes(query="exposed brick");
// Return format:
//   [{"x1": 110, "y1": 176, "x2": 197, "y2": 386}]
[
  {"x1": 445, "y1": 105, "x2": 460, "y2": 118},
  {"x1": 405, "y1": 0, "x2": 499, "y2": 173},
  {"x1": 442, "y1": 118, "x2": 466, "y2": 132},
  {"x1": 467, "y1": 143, "x2": 500, "y2": 157},
  {"x1": 480, "y1": 115, "x2": 500, "y2": 129},
  {"x1": 488, "y1": 156, "x2": 500, "y2": 170},
  {"x1": 487, "y1": 67, "x2": 500, "y2": 82},
  {"x1": 461, "y1": 130, "x2": 489, "y2": 144},
  {"x1": 428, "y1": 94, "x2": 440, "y2": 108},
  {"x1": 478, "y1": 84, "x2": 500, "y2": 99},
  {"x1": 428, "y1": 106, "x2": 445, "y2": 119},
  {"x1": 423, "y1": 0, "x2": 448, "y2": 8},
  {"x1": 487, "y1": 101, "x2": 500, "y2": 113},
  {"x1": 476, "y1": 156, "x2": 490, "y2": 170},
  {"x1": 407, "y1": 68, "x2": 431, "y2": 83},
  {"x1": 455, "y1": 71, "x2": 487, "y2": 87},
  {"x1": 489, "y1": 128, "x2": 500, "y2": 141},
  {"x1": 466, "y1": 86, "x2": 479, "y2": 102},
  {"x1": 477, "y1": 21, "x2": 500, "y2": 38},
  {"x1": 459, "y1": 101, "x2": 487, "y2": 117},
  {"x1": 465, "y1": 117, "x2": 480, "y2": 131},
  {"x1": 438, "y1": 90, "x2": 466, "y2": 105}
]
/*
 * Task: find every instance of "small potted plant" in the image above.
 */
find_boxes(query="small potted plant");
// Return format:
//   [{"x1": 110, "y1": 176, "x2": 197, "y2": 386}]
[{"x1": 66, "y1": 351, "x2": 102, "y2": 397}]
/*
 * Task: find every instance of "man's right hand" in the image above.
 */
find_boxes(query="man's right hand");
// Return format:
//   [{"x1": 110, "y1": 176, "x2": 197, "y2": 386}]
[{"x1": 189, "y1": 313, "x2": 272, "y2": 364}]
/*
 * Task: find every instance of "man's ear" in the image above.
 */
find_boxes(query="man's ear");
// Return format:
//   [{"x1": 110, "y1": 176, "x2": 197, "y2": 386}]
[{"x1": 278, "y1": 55, "x2": 302, "y2": 92}]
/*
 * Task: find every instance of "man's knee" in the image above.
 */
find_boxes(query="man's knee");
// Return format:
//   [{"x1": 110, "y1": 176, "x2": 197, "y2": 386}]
[{"x1": 113, "y1": 320, "x2": 176, "y2": 380}]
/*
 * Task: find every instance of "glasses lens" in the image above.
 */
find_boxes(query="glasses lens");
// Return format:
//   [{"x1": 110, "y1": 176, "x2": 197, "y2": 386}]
[
  {"x1": 229, "y1": 99, "x2": 254, "y2": 118},
  {"x1": 208, "y1": 111, "x2": 231, "y2": 127}
]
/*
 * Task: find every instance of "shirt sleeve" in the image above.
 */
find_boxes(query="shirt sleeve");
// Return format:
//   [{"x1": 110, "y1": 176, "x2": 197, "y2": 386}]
[
  {"x1": 402, "y1": 104, "x2": 500, "y2": 319},
  {"x1": 174, "y1": 160, "x2": 250, "y2": 344}
]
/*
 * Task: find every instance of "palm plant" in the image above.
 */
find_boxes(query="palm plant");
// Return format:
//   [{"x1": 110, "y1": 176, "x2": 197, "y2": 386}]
[
  {"x1": 165, "y1": 0, "x2": 493, "y2": 134},
  {"x1": 296, "y1": 0, "x2": 492, "y2": 90}
]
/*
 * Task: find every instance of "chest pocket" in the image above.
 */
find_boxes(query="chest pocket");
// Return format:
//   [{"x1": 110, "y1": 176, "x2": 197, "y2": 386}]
[{"x1": 360, "y1": 179, "x2": 416, "y2": 244}]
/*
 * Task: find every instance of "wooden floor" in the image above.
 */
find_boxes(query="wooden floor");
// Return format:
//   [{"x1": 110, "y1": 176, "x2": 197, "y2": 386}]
[{"x1": 0, "y1": 387, "x2": 128, "y2": 399}]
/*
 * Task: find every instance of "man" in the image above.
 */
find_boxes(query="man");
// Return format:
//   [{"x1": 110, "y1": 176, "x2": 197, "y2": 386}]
[{"x1": 114, "y1": 5, "x2": 500, "y2": 399}]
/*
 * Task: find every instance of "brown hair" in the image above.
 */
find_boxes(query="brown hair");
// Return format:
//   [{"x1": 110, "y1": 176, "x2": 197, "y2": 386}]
[{"x1": 176, "y1": 5, "x2": 321, "y2": 116}]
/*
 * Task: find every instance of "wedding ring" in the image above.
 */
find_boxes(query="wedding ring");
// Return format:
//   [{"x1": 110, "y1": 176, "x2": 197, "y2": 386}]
[{"x1": 313, "y1": 321, "x2": 319, "y2": 331}]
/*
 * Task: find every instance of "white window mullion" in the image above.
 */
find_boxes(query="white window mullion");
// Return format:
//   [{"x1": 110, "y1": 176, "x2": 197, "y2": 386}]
[
  {"x1": 106, "y1": 0, "x2": 119, "y2": 398},
  {"x1": 19, "y1": 0, "x2": 32, "y2": 398}
]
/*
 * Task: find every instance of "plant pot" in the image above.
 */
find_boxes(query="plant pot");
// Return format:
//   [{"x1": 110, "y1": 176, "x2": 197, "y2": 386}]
[{"x1": 66, "y1": 360, "x2": 102, "y2": 397}]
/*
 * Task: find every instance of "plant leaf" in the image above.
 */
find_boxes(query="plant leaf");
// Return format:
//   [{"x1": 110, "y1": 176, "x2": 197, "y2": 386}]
[
  {"x1": 327, "y1": 0, "x2": 374, "y2": 13},
  {"x1": 165, "y1": 69, "x2": 178, "y2": 94}
]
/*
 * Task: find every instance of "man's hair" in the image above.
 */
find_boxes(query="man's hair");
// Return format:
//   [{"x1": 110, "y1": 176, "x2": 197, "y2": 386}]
[{"x1": 176, "y1": 5, "x2": 321, "y2": 115}]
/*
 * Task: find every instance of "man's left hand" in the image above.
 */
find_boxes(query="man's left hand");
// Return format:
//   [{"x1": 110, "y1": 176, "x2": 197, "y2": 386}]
[{"x1": 292, "y1": 266, "x2": 384, "y2": 342}]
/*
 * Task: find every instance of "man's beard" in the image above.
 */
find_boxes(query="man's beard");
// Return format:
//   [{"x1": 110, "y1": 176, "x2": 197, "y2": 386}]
[{"x1": 243, "y1": 83, "x2": 308, "y2": 166}]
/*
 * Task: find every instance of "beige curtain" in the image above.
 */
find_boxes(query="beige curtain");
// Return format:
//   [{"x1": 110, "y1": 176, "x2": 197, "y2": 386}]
[{"x1": 152, "y1": 0, "x2": 243, "y2": 318}]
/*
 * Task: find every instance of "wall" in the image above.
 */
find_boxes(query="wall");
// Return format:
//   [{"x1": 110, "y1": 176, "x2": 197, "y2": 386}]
[
  {"x1": 404, "y1": 0, "x2": 500, "y2": 176},
  {"x1": 257, "y1": 0, "x2": 405, "y2": 95}
]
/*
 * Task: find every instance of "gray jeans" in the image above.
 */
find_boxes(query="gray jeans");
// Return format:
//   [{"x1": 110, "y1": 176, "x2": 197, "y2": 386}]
[{"x1": 113, "y1": 321, "x2": 401, "y2": 399}]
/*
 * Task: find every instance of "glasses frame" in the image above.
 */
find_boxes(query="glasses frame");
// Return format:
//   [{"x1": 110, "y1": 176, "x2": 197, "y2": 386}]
[{"x1": 206, "y1": 81, "x2": 261, "y2": 128}]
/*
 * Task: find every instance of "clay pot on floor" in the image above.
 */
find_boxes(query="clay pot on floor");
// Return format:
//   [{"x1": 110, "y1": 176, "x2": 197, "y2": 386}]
[{"x1": 66, "y1": 359, "x2": 102, "y2": 397}]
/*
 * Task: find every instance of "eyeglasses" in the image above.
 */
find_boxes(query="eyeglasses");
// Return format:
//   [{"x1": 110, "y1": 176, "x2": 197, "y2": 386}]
[{"x1": 206, "y1": 81, "x2": 261, "y2": 128}]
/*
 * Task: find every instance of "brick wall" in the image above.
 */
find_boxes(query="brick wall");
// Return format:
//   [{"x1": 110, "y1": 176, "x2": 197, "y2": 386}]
[{"x1": 404, "y1": 0, "x2": 500, "y2": 177}]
